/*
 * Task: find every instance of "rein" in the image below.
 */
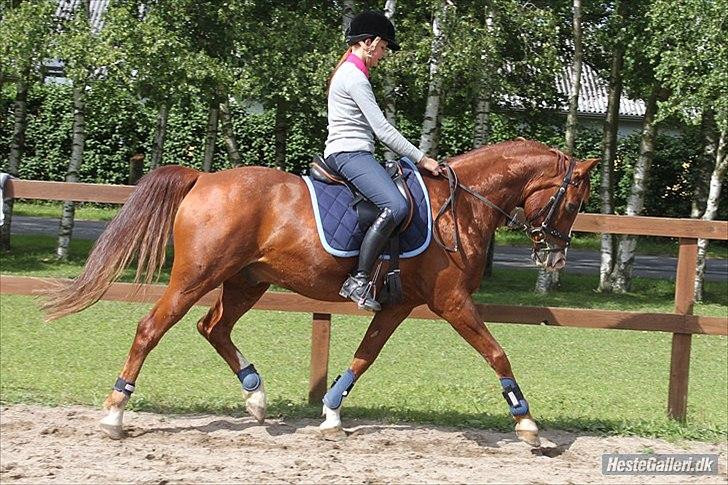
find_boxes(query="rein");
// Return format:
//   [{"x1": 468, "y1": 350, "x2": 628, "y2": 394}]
[{"x1": 432, "y1": 151, "x2": 577, "y2": 254}]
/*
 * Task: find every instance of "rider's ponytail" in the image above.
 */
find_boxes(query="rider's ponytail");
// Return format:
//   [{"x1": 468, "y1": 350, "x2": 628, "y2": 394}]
[{"x1": 327, "y1": 47, "x2": 353, "y2": 93}]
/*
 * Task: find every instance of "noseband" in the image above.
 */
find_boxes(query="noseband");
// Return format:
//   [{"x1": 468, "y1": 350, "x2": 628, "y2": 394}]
[
  {"x1": 525, "y1": 153, "x2": 578, "y2": 248},
  {"x1": 433, "y1": 152, "x2": 578, "y2": 257}
]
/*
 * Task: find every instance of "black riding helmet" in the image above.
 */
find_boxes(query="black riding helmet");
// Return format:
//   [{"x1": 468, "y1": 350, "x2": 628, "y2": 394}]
[{"x1": 345, "y1": 11, "x2": 400, "y2": 51}]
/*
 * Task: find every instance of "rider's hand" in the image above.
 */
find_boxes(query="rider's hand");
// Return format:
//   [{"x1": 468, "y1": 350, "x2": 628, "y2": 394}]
[{"x1": 418, "y1": 155, "x2": 442, "y2": 176}]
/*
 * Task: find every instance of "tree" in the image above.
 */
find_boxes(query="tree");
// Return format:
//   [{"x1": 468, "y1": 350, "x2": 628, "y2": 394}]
[
  {"x1": 536, "y1": 0, "x2": 583, "y2": 294},
  {"x1": 236, "y1": 2, "x2": 339, "y2": 170},
  {"x1": 219, "y1": 98, "x2": 242, "y2": 166},
  {"x1": 202, "y1": 96, "x2": 220, "y2": 172},
  {"x1": 563, "y1": 0, "x2": 583, "y2": 155},
  {"x1": 101, "y1": 1, "x2": 243, "y2": 172},
  {"x1": 694, "y1": 129, "x2": 727, "y2": 299},
  {"x1": 609, "y1": 0, "x2": 664, "y2": 292},
  {"x1": 646, "y1": 0, "x2": 728, "y2": 299},
  {"x1": 418, "y1": 0, "x2": 453, "y2": 157},
  {"x1": 596, "y1": 1, "x2": 628, "y2": 292},
  {"x1": 428, "y1": 0, "x2": 560, "y2": 278},
  {"x1": 0, "y1": 0, "x2": 57, "y2": 251},
  {"x1": 54, "y1": 0, "x2": 99, "y2": 260},
  {"x1": 382, "y1": 0, "x2": 398, "y2": 161}
]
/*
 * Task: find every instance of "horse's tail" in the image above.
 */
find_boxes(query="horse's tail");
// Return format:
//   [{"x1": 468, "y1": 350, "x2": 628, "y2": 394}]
[{"x1": 41, "y1": 165, "x2": 200, "y2": 321}]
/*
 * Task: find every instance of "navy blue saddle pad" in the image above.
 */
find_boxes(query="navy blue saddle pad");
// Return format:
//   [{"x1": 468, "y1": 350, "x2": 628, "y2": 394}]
[{"x1": 302, "y1": 157, "x2": 432, "y2": 258}]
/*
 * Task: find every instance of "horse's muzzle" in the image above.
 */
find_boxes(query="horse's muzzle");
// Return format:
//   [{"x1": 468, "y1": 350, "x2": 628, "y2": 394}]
[{"x1": 532, "y1": 247, "x2": 567, "y2": 271}]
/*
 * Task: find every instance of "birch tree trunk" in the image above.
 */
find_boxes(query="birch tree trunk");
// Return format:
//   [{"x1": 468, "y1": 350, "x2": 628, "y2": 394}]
[
  {"x1": 610, "y1": 89, "x2": 659, "y2": 292},
  {"x1": 202, "y1": 100, "x2": 219, "y2": 172},
  {"x1": 474, "y1": 92, "x2": 494, "y2": 276},
  {"x1": 150, "y1": 103, "x2": 169, "y2": 170},
  {"x1": 56, "y1": 84, "x2": 86, "y2": 260},
  {"x1": 694, "y1": 126, "x2": 727, "y2": 301},
  {"x1": 274, "y1": 98, "x2": 289, "y2": 170},
  {"x1": 0, "y1": 70, "x2": 30, "y2": 252},
  {"x1": 382, "y1": 0, "x2": 397, "y2": 161},
  {"x1": 536, "y1": 0, "x2": 582, "y2": 294},
  {"x1": 419, "y1": 1, "x2": 451, "y2": 157},
  {"x1": 342, "y1": 0, "x2": 355, "y2": 35},
  {"x1": 691, "y1": 109, "x2": 717, "y2": 217},
  {"x1": 219, "y1": 98, "x2": 242, "y2": 166},
  {"x1": 564, "y1": 0, "x2": 583, "y2": 156},
  {"x1": 473, "y1": 96, "x2": 491, "y2": 149},
  {"x1": 597, "y1": 21, "x2": 625, "y2": 292}
]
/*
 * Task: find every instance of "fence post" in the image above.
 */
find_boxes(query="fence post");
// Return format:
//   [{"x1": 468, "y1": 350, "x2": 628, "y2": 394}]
[
  {"x1": 667, "y1": 238, "x2": 697, "y2": 422},
  {"x1": 308, "y1": 312, "x2": 331, "y2": 404}
]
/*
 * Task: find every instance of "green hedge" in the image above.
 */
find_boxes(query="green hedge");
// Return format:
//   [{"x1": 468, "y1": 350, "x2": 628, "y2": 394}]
[{"x1": 2, "y1": 81, "x2": 722, "y2": 220}]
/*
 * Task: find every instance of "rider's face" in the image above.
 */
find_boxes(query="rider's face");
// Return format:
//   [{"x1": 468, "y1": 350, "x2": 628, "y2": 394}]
[{"x1": 366, "y1": 38, "x2": 389, "y2": 67}]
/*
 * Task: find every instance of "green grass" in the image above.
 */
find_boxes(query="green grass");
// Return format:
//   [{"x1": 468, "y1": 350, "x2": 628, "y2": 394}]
[
  {"x1": 0, "y1": 294, "x2": 725, "y2": 442},
  {"x1": 11, "y1": 200, "x2": 119, "y2": 221}
]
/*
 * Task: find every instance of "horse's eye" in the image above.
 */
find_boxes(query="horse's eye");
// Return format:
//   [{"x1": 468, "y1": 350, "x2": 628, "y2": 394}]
[{"x1": 565, "y1": 202, "x2": 578, "y2": 214}]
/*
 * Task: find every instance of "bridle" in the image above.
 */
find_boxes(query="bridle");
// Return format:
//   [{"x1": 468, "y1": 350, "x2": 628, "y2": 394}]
[{"x1": 432, "y1": 151, "x2": 579, "y2": 263}]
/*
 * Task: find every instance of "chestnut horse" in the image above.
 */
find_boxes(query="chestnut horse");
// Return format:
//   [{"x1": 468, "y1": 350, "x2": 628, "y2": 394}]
[{"x1": 41, "y1": 139, "x2": 597, "y2": 446}]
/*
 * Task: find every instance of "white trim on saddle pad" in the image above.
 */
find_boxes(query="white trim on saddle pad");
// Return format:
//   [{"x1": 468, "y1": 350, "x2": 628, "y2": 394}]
[{"x1": 302, "y1": 157, "x2": 432, "y2": 259}]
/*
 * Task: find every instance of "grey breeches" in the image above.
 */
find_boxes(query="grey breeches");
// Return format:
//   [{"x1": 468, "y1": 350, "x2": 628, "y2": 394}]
[{"x1": 326, "y1": 151, "x2": 409, "y2": 225}]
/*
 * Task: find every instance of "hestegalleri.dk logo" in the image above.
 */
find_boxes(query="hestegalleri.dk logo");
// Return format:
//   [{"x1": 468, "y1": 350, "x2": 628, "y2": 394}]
[{"x1": 602, "y1": 454, "x2": 719, "y2": 475}]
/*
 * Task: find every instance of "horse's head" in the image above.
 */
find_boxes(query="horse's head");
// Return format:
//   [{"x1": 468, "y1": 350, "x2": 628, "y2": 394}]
[{"x1": 521, "y1": 155, "x2": 599, "y2": 271}]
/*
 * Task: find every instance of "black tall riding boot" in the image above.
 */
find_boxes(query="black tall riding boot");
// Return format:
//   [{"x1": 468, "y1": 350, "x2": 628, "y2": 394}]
[{"x1": 340, "y1": 208, "x2": 398, "y2": 311}]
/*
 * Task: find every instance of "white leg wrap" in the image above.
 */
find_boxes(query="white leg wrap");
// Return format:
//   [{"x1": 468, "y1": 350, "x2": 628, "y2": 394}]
[{"x1": 319, "y1": 404, "x2": 342, "y2": 431}]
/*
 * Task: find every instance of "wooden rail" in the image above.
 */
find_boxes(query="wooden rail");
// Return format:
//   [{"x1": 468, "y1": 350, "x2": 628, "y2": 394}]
[{"x1": 2, "y1": 178, "x2": 727, "y2": 421}]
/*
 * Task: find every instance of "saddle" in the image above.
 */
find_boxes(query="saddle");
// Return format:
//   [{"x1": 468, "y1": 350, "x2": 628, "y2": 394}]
[
  {"x1": 308, "y1": 155, "x2": 417, "y2": 305},
  {"x1": 309, "y1": 155, "x2": 415, "y2": 231}
]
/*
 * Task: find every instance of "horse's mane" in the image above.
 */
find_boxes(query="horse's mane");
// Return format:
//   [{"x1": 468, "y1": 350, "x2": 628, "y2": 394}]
[{"x1": 448, "y1": 139, "x2": 571, "y2": 176}]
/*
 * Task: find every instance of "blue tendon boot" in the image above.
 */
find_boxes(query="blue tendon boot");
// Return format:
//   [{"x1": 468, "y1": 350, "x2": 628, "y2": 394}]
[
  {"x1": 320, "y1": 369, "x2": 357, "y2": 437},
  {"x1": 237, "y1": 364, "x2": 266, "y2": 423},
  {"x1": 500, "y1": 377, "x2": 540, "y2": 447}
]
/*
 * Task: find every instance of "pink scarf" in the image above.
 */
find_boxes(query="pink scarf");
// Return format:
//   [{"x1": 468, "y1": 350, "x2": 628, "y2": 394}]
[{"x1": 345, "y1": 53, "x2": 369, "y2": 78}]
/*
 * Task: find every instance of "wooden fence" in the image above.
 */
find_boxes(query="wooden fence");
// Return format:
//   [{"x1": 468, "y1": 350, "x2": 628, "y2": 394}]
[{"x1": 2, "y1": 179, "x2": 727, "y2": 422}]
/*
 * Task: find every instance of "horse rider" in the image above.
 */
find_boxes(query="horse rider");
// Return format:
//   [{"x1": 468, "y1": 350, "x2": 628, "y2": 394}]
[{"x1": 325, "y1": 11, "x2": 442, "y2": 312}]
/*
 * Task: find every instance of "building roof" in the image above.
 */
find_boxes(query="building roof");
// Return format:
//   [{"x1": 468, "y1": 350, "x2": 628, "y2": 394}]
[
  {"x1": 557, "y1": 62, "x2": 645, "y2": 118},
  {"x1": 55, "y1": 0, "x2": 109, "y2": 33}
]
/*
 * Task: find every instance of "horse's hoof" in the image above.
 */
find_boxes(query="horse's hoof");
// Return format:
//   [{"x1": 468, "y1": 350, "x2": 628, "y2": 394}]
[
  {"x1": 244, "y1": 385, "x2": 267, "y2": 424},
  {"x1": 515, "y1": 417, "x2": 540, "y2": 447},
  {"x1": 99, "y1": 422, "x2": 125, "y2": 440},
  {"x1": 516, "y1": 429, "x2": 541, "y2": 447},
  {"x1": 246, "y1": 402, "x2": 266, "y2": 424},
  {"x1": 319, "y1": 425, "x2": 346, "y2": 441}
]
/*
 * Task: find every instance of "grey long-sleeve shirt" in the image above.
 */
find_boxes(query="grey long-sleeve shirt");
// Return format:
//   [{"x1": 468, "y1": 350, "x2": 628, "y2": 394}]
[{"x1": 324, "y1": 61, "x2": 424, "y2": 163}]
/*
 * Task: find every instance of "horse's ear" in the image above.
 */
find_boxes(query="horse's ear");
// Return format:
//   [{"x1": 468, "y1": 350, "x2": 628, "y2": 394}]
[{"x1": 574, "y1": 158, "x2": 599, "y2": 178}]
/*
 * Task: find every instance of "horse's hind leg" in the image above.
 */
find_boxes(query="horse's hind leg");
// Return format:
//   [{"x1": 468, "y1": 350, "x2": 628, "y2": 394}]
[
  {"x1": 433, "y1": 294, "x2": 541, "y2": 447},
  {"x1": 196, "y1": 275, "x2": 270, "y2": 423},
  {"x1": 99, "y1": 282, "x2": 211, "y2": 439}
]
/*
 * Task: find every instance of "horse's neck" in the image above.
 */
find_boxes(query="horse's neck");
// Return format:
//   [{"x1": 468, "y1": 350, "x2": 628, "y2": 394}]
[{"x1": 452, "y1": 154, "x2": 533, "y2": 216}]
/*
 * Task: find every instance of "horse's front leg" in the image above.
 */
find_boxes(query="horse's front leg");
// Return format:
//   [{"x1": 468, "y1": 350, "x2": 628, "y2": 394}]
[
  {"x1": 319, "y1": 304, "x2": 413, "y2": 435},
  {"x1": 432, "y1": 293, "x2": 540, "y2": 447}
]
